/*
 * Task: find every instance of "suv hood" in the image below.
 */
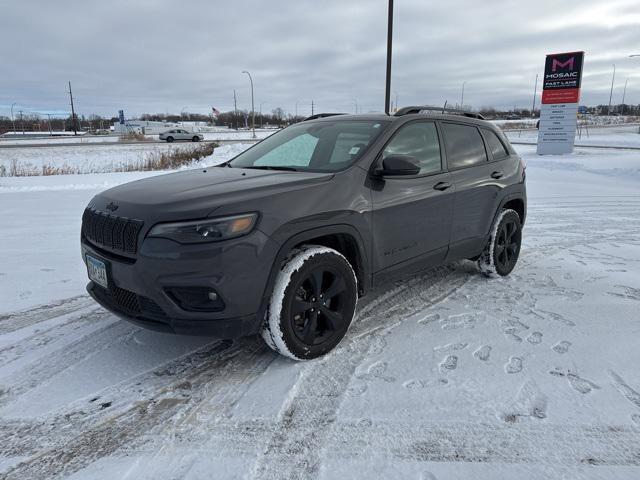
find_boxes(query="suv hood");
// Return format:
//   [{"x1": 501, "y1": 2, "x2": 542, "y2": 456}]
[{"x1": 89, "y1": 167, "x2": 334, "y2": 221}]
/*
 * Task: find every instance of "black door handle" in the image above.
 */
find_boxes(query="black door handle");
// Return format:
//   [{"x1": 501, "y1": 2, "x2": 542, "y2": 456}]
[
  {"x1": 433, "y1": 181, "x2": 451, "y2": 191},
  {"x1": 491, "y1": 171, "x2": 504, "y2": 179}
]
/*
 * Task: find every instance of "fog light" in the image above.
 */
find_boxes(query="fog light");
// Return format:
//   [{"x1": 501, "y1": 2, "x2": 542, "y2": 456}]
[{"x1": 166, "y1": 287, "x2": 225, "y2": 312}]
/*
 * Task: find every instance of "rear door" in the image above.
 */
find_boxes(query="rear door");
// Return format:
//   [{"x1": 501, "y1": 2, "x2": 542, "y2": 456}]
[
  {"x1": 370, "y1": 120, "x2": 454, "y2": 272},
  {"x1": 440, "y1": 121, "x2": 501, "y2": 258}
]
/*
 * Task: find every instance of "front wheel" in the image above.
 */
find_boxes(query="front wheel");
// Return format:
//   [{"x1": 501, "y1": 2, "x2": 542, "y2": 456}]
[
  {"x1": 261, "y1": 245, "x2": 358, "y2": 361},
  {"x1": 166, "y1": 136, "x2": 174, "y2": 143},
  {"x1": 478, "y1": 208, "x2": 522, "y2": 277}
]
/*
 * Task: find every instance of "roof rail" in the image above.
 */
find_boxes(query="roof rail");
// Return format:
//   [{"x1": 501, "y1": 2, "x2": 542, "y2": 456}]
[
  {"x1": 303, "y1": 113, "x2": 347, "y2": 121},
  {"x1": 394, "y1": 106, "x2": 485, "y2": 120}
]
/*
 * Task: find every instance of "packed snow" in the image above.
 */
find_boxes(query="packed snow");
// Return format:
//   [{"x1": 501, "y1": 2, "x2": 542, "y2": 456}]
[{"x1": 1, "y1": 139, "x2": 640, "y2": 479}]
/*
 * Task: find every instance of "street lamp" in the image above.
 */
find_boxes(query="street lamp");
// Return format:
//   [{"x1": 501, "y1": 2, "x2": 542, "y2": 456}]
[
  {"x1": 460, "y1": 81, "x2": 466, "y2": 109},
  {"x1": 352, "y1": 99, "x2": 359, "y2": 114},
  {"x1": 384, "y1": 0, "x2": 394, "y2": 114},
  {"x1": 242, "y1": 70, "x2": 256, "y2": 139},
  {"x1": 10, "y1": 103, "x2": 16, "y2": 133},
  {"x1": 608, "y1": 64, "x2": 616, "y2": 115}
]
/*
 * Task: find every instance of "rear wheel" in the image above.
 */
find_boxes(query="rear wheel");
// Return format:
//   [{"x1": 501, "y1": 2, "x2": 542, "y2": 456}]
[
  {"x1": 166, "y1": 136, "x2": 174, "y2": 143},
  {"x1": 192, "y1": 136, "x2": 200, "y2": 142},
  {"x1": 261, "y1": 246, "x2": 358, "y2": 360},
  {"x1": 478, "y1": 208, "x2": 522, "y2": 277}
]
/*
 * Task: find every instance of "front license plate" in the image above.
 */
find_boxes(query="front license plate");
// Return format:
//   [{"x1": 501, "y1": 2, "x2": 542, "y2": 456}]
[{"x1": 86, "y1": 254, "x2": 109, "y2": 289}]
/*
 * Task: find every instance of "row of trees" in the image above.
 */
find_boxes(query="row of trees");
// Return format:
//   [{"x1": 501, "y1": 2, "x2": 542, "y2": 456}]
[
  {"x1": 140, "y1": 108, "x2": 306, "y2": 128},
  {"x1": 0, "y1": 113, "x2": 117, "y2": 134}
]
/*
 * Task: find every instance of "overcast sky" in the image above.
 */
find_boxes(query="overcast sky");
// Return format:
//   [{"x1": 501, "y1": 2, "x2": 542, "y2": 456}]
[{"x1": 1, "y1": 0, "x2": 639, "y2": 118}]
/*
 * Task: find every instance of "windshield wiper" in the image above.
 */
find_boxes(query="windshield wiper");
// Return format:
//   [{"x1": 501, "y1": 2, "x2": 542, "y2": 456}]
[{"x1": 242, "y1": 165, "x2": 300, "y2": 172}]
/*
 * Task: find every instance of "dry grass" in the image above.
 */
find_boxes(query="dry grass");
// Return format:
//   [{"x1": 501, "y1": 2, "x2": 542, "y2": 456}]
[
  {"x1": 1, "y1": 142, "x2": 219, "y2": 177},
  {"x1": 118, "y1": 142, "x2": 217, "y2": 172},
  {"x1": 117, "y1": 132, "x2": 152, "y2": 143}
]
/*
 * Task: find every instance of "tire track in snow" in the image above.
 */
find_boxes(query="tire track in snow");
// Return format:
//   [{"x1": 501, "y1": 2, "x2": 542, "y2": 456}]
[
  {"x1": 249, "y1": 265, "x2": 471, "y2": 480},
  {"x1": 0, "y1": 295, "x2": 94, "y2": 335},
  {"x1": 1, "y1": 338, "x2": 274, "y2": 480}
]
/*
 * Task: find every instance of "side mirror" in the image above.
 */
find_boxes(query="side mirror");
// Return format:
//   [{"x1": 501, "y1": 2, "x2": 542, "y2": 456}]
[{"x1": 375, "y1": 154, "x2": 420, "y2": 176}]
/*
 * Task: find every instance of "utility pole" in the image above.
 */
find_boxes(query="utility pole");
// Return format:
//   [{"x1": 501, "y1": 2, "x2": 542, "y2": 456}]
[
  {"x1": 460, "y1": 81, "x2": 466, "y2": 110},
  {"x1": 46, "y1": 114, "x2": 52, "y2": 135},
  {"x1": 233, "y1": 90, "x2": 238, "y2": 131},
  {"x1": 531, "y1": 73, "x2": 538, "y2": 116},
  {"x1": 10, "y1": 103, "x2": 16, "y2": 133},
  {"x1": 621, "y1": 78, "x2": 628, "y2": 114},
  {"x1": 607, "y1": 64, "x2": 616, "y2": 116},
  {"x1": 311, "y1": 100, "x2": 314, "y2": 116},
  {"x1": 19, "y1": 110, "x2": 24, "y2": 134},
  {"x1": 68, "y1": 81, "x2": 77, "y2": 135},
  {"x1": 241, "y1": 70, "x2": 256, "y2": 139},
  {"x1": 384, "y1": 0, "x2": 394, "y2": 114}
]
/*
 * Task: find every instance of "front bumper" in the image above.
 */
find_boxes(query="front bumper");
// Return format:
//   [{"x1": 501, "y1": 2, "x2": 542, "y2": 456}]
[{"x1": 81, "y1": 228, "x2": 280, "y2": 337}]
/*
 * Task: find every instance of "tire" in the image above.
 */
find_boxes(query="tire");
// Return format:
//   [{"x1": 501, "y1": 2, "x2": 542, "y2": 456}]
[
  {"x1": 477, "y1": 208, "x2": 522, "y2": 277},
  {"x1": 261, "y1": 245, "x2": 358, "y2": 361},
  {"x1": 192, "y1": 136, "x2": 200, "y2": 142},
  {"x1": 166, "y1": 136, "x2": 174, "y2": 143}
]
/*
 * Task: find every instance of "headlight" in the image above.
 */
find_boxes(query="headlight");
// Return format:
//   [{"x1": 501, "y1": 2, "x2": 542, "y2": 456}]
[{"x1": 147, "y1": 213, "x2": 258, "y2": 244}]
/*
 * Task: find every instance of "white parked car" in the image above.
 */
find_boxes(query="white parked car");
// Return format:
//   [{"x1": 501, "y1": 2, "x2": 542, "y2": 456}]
[{"x1": 159, "y1": 129, "x2": 204, "y2": 143}]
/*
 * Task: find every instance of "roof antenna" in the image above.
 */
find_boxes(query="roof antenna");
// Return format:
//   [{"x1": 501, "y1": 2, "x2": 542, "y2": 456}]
[{"x1": 441, "y1": 101, "x2": 448, "y2": 114}]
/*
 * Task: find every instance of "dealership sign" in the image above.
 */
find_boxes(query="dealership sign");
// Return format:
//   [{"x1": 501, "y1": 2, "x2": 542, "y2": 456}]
[{"x1": 537, "y1": 51, "x2": 585, "y2": 155}]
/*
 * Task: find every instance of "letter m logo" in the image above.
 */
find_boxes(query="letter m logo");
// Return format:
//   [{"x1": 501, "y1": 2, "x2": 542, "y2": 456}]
[{"x1": 552, "y1": 57, "x2": 574, "y2": 72}]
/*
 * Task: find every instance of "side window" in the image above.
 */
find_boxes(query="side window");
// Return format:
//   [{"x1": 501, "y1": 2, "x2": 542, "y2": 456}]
[
  {"x1": 441, "y1": 123, "x2": 487, "y2": 169},
  {"x1": 255, "y1": 133, "x2": 319, "y2": 167},
  {"x1": 482, "y1": 129, "x2": 509, "y2": 160},
  {"x1": 382, "y1": 122, "x2": 441, "y2": 175}
]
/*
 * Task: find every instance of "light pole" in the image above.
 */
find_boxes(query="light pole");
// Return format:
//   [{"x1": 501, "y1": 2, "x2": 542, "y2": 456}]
[
  {"x1": 352, "y1": 99, "x2": 359, "y2": 114},
  {"x1": 608, "y1": 64, "x2": 616, "y2": 115},
  {"x1": 531, "y1": 74, "x2": 538, "y2": 116},
  {"x1": 10, "y1": 103, "x2": 16, "y2": 133},
  {"x1": 394, "y1": 91, "x2": 398, "y2": 111},
  {"x1": 242, "y1": 70, "x2": 256, "y2": 138},
  {"x1": 384, "y1": 0, "x2": 394, "y2": 114},
  {"x1": 460, "y1": 81, "x2": 466, "y2": 109}
]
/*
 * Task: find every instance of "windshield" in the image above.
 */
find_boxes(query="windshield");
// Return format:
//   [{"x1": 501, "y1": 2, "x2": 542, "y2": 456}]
[{"x1": 228, "y1": 120, "x2": 389, "y2": 172}]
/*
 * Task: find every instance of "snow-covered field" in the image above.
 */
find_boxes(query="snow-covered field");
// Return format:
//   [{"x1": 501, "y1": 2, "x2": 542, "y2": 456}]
[
  {"x1": 506, "y1": 125, "x2": 640, "y2": 149},
  {"x1": 1, "y1": 142, "x2": 640, "y2": 479},
  {"x1": 0, "y1": 142, "x2": 254, "y2": 176}
]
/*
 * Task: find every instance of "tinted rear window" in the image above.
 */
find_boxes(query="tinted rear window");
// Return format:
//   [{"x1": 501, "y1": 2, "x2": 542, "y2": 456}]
[
  {"x1": 441, "y1": 123, "x2": 487, "y2": 169},
  {"x1": 482, "y1": 129, "x2": 509, "y2": 160}
]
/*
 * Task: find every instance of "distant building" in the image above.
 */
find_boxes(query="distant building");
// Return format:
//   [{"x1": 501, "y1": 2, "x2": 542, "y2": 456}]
[{"x1": 112, "y1": 120, "x2": 181, "y2": 135}]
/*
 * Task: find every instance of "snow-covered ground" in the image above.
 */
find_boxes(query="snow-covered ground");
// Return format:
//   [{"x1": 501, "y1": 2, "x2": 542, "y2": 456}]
[
  {"x1": 506, "y1": 124, "x2": 640, "y2": 149},
  {"x1": 0, "y1": 141, "x2": 254, "y2": 176},
  {"x1": 1, "y1": 142, "x2": 640, "y2": 479}
]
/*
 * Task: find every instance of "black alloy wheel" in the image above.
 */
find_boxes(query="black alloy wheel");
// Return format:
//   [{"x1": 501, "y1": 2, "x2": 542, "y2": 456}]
[
  {"x1": 290, "y1": 266, "x2": 348, "y2": 346},
  {"x1": 494, "y1": 212, "x2": 521, "y2": 276}
]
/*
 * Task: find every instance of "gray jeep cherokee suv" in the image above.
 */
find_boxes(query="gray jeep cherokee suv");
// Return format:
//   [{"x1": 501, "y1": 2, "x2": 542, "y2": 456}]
[{"x1": 81, "y1": 107, "x2": 526, "y2": 360}]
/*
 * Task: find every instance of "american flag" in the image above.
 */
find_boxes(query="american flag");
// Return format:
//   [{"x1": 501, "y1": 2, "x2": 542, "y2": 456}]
[{"x1": 212, "y1": 107, "x2": 221, "y2": 118}]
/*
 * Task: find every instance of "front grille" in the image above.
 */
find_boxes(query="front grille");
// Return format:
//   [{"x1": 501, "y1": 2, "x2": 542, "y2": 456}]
[
  {"x1": 92, "y1": 283, "x2": 168, "y2": 320},
  {"x1": 82, "y1": 208, "x2": 143, "y2": 255}
]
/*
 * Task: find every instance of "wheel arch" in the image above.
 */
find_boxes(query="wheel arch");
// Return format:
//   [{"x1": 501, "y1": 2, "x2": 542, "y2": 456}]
[{"x1": 258, "y1": 225, "x2": 370, "y2": 323}]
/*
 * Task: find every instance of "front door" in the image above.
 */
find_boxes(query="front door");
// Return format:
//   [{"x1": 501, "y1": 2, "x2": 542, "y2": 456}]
[{"x1": 370, "y1": 121, "x2": 454, "y2": 272}]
